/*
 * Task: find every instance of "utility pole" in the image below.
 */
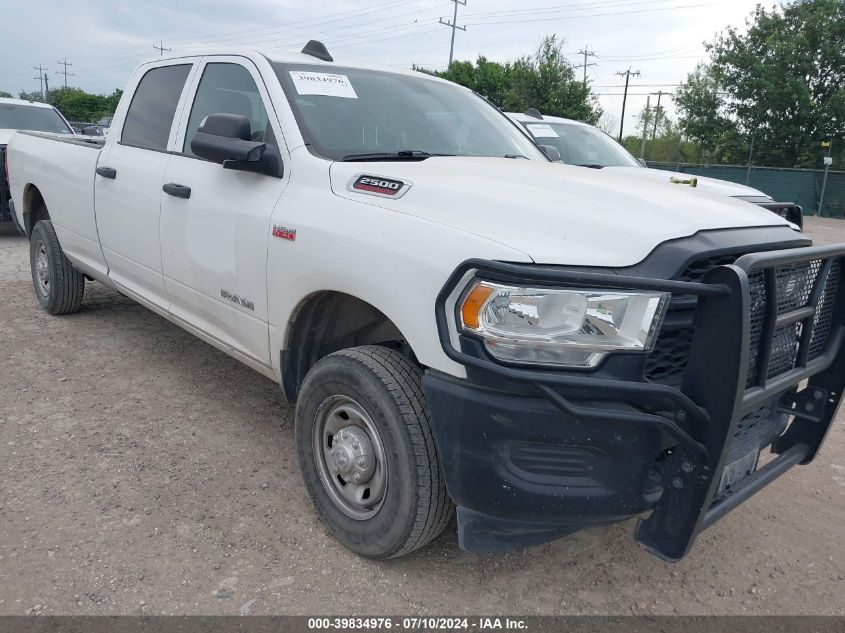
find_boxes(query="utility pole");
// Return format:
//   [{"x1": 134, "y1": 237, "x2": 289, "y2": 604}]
[
  {"x1": 44, "y1": 73, "x2": 49, "y2": 97},
  {"x1": 640, "y1": 95, "x2": 650, "y2": 161},
  {"x1": 439, "y1": 0, "x2": 466, "y2": 68},
  {"x1": 33, "y1": 64, "x2": 47, "y2": 100},
  {"x1": 745, "y1": 133, "x2": 755, "y2": 185},
  {"x1": 153, "y1": 40, "x2": 171, "y2": 56},
  {"x1": 56, "y1": 58, "x2": 73, "y2": 88},
  {"x1": 650, "y1": 90, "x2": 666, "y2": 139},
  {"x1": 574, "y1": 46, "x2": 598, "y2": 87},
  {"x1": 615, "y1": 67, "x2": 640, "y2": 142},
  {"x1": 818, "y1": 140, "x2": 834, "y2": 216}
]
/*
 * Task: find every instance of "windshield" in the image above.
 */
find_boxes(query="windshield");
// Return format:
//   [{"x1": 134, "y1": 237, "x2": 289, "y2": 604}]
[
  {"x1": 0, "y1": 103, "x2": 72, "y2": 134},
  {"x1": 273, "y1": 64, "x2": 546, "y2": 162},
  {"x1": 520, "y1": 120, "x2": 641, "y2": 168}
]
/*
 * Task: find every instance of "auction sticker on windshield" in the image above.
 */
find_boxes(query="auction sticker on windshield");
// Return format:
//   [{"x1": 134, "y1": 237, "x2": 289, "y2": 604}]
[
  {"x1": 290, "y1": 71, "x2": 358, "y2": 98},
  {"x1": 526, "y1": 123, "x2": 559, "y2": 138}
]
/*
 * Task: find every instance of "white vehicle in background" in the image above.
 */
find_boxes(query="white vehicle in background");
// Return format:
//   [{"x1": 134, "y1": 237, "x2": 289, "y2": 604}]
[
  {"x1": 5, "y1": 42, "x2": 844, "y2": 563},
  {"x1": 1, "y1": 97, "x2": 74, "y2": 227},
  {"x1": 508, "y1": 109, "x2": 804, "y2": 229}
]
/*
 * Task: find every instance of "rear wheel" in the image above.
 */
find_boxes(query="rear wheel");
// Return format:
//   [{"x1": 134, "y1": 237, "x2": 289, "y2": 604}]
[
  {"x1": 295, "y1": 345, "x2": 453, "y2": 559},
  {"x1": 30, "y1": 218, "x2": 84, "y2": 315}
]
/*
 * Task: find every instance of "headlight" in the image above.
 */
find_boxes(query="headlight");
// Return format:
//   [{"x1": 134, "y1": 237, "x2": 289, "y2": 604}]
[{"x1": 459, "y1": 282, "x2": 670, "y2": 368}]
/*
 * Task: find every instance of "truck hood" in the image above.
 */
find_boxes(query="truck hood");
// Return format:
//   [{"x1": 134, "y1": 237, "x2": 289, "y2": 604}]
[
  {"x1": 329, "y1": 157, "x2": 792, "y2": 267},
  {"x1": 603, "y1": 165, "x2": 769, "y2": 199}
]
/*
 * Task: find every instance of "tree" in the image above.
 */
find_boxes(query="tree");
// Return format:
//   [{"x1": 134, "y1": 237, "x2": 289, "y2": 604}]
[
  {"x1": 45, "y1": 87, "x2": 122, "y2": 122},
  {"x1": 503, "y1": 36, "x2": 602, "y2": 123},
  {"x1": 0, "y1": 90, "x2": 13, "y2": 99},
  {"x1": 674, "y1": 63, "x2": 732, "y2": 158},
  {"x1": 17, "y1": 90, "x2": 44, "y2": 102},
  {"x1": 623, "y1": 113, "x2": 698, "y2": 164},
  {"x1": 678, "y1": 0, "x2": 845, "y2": 167},
  {"x1": 433, "y1": 36, "x2": 603, "y2": 124}
]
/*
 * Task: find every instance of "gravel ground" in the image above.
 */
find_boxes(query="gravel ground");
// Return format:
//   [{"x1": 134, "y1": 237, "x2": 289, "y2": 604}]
[{"x1": 0, "y1": 216, "x2": 844, "y2": 616}]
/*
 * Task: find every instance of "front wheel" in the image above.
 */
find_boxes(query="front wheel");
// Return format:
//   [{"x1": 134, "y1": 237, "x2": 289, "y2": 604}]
[
  {"x1": 295, "y1": 345, "x2": 453, "y2": 559},
  {"x1": 30, "y1": 218, "x2": 85, "y2": 315}
]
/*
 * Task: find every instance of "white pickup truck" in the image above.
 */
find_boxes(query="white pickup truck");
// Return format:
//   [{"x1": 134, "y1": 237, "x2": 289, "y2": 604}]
[
  {"x1": 7, "y1": 42, "x2": 845, "y2": 562},
  {"x1": 508, "y1": 110, "x2": 805, "y2": 229}
]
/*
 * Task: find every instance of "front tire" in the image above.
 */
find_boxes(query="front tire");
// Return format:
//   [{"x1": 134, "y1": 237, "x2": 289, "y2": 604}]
[
  {"x1": 295, "y1": 345, "x2": 453, "y2": 559},
  {"x1": 30, "y1": 218, "x2": 84, "y2": 315}
]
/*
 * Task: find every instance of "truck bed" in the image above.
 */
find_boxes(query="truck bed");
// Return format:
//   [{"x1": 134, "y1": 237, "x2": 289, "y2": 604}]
[{"x1": 7, "y1": 130, "x2": 107, "y2": 277}]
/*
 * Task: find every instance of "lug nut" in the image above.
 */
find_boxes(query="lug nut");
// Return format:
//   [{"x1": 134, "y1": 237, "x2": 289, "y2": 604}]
[
  {"x1": 356, "y1": 457, "x2": 366, "y2": 467},
  {"x1": 672, "y1": 477, "x2": 684, "y2": 489},
  {"x1": 352, "y1": 440, "x2": 359, "y2": 449},
  {"x1": 681, "y1": 461, "x2": 694, "y2": 473},
  {"x1": 353, "y1": 473, "x2": 360, "y2": 482}
]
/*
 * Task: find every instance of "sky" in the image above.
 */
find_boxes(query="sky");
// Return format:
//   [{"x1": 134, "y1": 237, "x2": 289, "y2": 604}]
[{"x1": 0, "y1": 0, "x2": 779, "y2": 135}]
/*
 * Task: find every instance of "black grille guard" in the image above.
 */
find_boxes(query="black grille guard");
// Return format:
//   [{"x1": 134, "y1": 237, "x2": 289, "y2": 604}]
[{"x1": 434, "y1": 244, "x2": 845, "y2": 561}]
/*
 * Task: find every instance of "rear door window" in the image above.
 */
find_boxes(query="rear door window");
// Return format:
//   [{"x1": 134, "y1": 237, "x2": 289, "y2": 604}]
[{"x1": 121, "y1": 64, "x2": 191, "y2": 151}]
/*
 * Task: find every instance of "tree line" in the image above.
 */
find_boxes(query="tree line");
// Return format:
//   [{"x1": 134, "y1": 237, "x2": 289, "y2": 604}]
[
  {"x1": 3, "y1": 0, "x2": 839, "y2": 169},
  {"x1": 0, "y1": 86, "x2": 123, "y2": 124},
  {"x1": 640, "y1": 0, "x2": 843, "y2": 169}
]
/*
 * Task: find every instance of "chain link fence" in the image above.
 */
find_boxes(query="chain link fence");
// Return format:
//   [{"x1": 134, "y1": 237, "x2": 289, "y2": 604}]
[{"x1": 646, "y1": 163, "x2": 844, "y2": 218}]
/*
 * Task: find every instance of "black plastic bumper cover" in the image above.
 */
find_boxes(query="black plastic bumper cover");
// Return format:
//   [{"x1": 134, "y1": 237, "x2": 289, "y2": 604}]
[{"x1": 429, "y1": 246, "x2": 845, "y2": 561}]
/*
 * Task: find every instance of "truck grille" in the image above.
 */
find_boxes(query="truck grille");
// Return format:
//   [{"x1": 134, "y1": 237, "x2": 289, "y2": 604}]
[
  {"x1": 746, "y1": 258, "x2": 840, "y2": 387},
  {"x1": 644, "y1": 253, "x2": 841, "y2": 389}
]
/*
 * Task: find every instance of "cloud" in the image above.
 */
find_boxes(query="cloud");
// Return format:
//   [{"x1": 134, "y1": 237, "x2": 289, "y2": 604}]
[{"x1": 0, "y1": 0, "x2": 774, "y2": 129}]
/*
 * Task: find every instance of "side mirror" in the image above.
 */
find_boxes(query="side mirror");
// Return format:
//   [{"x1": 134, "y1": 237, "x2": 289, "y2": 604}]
[
  {"x1": 191, "y1": 113, "x2": 266, "y2": 164},
  {"x1": 538, "y1": 144, "x2": 561, "y2": 162},
  {"x1": 190, "y1": 113, "x2": 283, "y2": 178}
]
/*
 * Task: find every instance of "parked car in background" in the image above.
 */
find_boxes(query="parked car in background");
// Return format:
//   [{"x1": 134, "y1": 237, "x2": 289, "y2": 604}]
[
  {"x1": 6, "y1": 44, "x2": 843, "y2": 563},
  {"x1": 508, "y1": 110, "x2": 805, "y2": 229},
  {"x1": 70, "y1": 122, "x2": 108, "y2": 137},
  {"x1": 1, "y1": 97, "x2": 74, "y2": 226}
]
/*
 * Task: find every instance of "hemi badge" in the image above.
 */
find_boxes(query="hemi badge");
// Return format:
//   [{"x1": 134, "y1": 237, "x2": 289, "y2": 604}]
[{"x1": 272, "y1": 225, "x2": 296, "y2": 241}]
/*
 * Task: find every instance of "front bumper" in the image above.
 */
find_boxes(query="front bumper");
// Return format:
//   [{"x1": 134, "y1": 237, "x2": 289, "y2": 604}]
[{"x1": 425, "y1": 245, "x2": 845, "y2": 561}]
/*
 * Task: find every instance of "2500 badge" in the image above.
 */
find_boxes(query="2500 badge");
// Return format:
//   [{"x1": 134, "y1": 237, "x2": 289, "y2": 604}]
[{"x1": 351, "y1": 175, "x2": 407, "y2": 197}]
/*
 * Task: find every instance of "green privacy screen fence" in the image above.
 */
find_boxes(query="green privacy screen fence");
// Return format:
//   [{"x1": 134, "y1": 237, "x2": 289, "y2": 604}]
[{"x1": 647, "y1": 163, "x2": 845, "y2": 219}]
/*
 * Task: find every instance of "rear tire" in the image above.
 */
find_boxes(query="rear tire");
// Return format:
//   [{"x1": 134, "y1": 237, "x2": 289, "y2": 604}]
[
  {"x1": 295, "y1": 345, "x2": 453, "y2": 559},
  {"x1": 30, "y1": 218, "x2": 84, "y2": 315}
]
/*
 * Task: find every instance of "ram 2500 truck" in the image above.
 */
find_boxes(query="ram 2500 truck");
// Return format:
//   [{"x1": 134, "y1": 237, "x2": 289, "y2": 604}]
[{"x1": 7, "y1": 42, "x2": 845, "y2": 562}]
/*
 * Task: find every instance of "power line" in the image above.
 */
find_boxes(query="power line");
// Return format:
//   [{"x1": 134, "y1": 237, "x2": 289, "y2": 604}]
[
  {"x1": 615, "y1": 67, "x2": 640, "y2": 141},
  {"x1": 439, "y1": 0, "x2": 466, "y2": 68},
  {"x1": 464, "y1": 2, "x2": 717, "y2": 26},
  {"x1": 463, "y1": 0, "x2": 676, "y2": 19},
  {"x1": 56, "y1": 58, "x2": 74, "y2": 88},
  {"x1": 153, "y1": 41, "x2": 171, "y2": 56},
  {"x1": 72, "y1": 3, "x2": 447, "y2": 74},
  {"x1": 574, "y1": 46, "x2": 598, "y2": 86}
]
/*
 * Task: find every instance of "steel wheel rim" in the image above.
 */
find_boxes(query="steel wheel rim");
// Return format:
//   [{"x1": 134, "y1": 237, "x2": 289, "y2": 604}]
[
  {"x1": 313, "y1": 395, "x2": 388, "y2": 520},
  {"x1": 34, "y1": 240, "x2": 50, "y2": 297}
]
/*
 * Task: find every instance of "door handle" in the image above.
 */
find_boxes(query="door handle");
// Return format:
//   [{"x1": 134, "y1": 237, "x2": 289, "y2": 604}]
[
  {"x1": 96, "y1": 166, "x2": 117, "y2": 179},
  {"x1": 163, "y1": 183, "x2": 191, "y2": 199}
]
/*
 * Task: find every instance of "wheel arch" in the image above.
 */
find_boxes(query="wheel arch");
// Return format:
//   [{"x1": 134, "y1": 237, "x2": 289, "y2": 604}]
[
  {"x1": 280, "y1": 290, "x2": 417, "y2": 403},
  {"x1": 22, "y1": 183, "x2": 48, "y2": 237}
]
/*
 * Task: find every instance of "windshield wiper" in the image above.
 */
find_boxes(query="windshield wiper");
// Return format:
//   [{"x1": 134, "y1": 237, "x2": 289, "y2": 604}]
[
  {"x1": 504, "y1": 154, "x2": 529, "y2": 159},
  {"x1": 341, "y1": 150, "x2": 453, "y2": 162},
  {"x1": 576, "y1": 163, "x2": 606, "y2": 169}
]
